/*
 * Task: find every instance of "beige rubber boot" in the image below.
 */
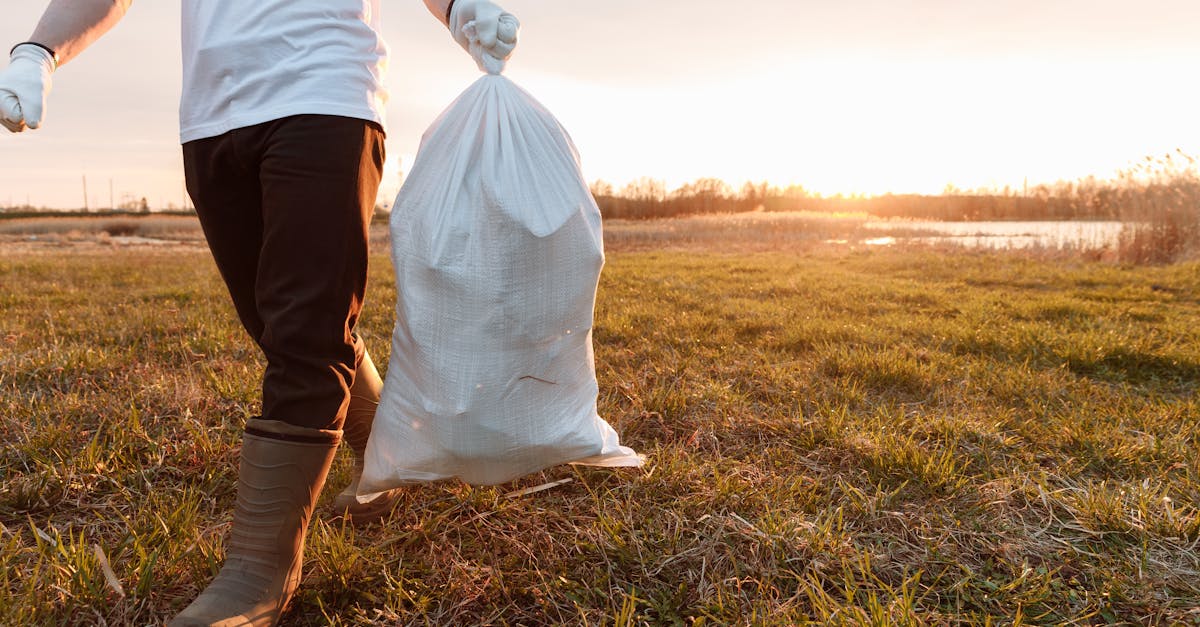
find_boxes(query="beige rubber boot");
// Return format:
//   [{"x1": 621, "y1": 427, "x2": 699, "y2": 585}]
[
  {"x1": 169, "y1": 419, "x2": 341, "y2": 627},
  {"x1": 331, "y1": 348, "x2": 403, "y2": 524}
]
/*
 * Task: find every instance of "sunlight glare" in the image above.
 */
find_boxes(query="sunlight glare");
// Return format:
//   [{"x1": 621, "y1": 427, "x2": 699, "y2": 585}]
[{"x1": 514, "y1": 51, "x2": 1200, "y2": 197}]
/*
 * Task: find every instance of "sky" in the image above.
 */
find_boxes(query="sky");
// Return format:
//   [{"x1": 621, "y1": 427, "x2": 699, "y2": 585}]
[{"x1": 0, "y1": 0, "x2": 1199, "y2": 209}]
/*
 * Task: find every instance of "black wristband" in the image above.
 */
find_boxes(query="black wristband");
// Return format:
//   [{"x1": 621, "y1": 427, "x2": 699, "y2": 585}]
[
  {"x1": 10, "y1": 41, "x2": 58, "y2": 65},
  {"x1": 446, "y1": 0, "x2": 457, "y2": 24}
]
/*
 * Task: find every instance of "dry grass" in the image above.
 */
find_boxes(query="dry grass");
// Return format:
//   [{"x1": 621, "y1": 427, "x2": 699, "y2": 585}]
[
  {"x1": 0, "y1": 216, "x2": 392, "y2": 256},
  {"x1": 0, "y1": 215, "x2": 205, "y2": 239},
  {"x1": 601, "y1": 211, "x2": 873, "y2": 253},
  {"x1": 2, "y1": 245, "x2": 1199, "y2": 624}
]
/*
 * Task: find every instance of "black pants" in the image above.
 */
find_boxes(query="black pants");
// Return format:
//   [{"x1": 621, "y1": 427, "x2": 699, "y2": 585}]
[{"x1": 183, "y1": 115, "x2": 386, "y2": 430}]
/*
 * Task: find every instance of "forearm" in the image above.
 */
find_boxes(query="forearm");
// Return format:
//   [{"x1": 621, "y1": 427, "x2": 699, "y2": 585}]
[
  {"x1": 27, "y1": 0, "x2": 132, "y2": 66},
  {"x1": 422, "y1": 0, "x2": 453, "y2": 27}
]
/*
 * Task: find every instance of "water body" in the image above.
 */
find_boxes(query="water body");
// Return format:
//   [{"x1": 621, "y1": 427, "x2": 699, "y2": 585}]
[{"x1": 862, "y1": 220, "x2": 1125, "y2": 250}]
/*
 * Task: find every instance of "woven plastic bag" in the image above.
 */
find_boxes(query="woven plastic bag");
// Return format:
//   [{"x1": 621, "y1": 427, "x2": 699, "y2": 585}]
[{"x1": 358, "y1": 66, "x2": 642, "y2": 492}]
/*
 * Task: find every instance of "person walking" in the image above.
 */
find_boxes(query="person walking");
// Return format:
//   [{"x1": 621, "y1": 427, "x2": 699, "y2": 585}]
[{"x1": 0, "y1": 0, "x2": 518, "y2": 624}]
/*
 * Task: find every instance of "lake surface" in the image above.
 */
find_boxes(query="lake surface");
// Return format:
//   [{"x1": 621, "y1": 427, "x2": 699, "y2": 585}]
[{"x1": 862, "y1": 220, "x2": 1125, "y2": 250}]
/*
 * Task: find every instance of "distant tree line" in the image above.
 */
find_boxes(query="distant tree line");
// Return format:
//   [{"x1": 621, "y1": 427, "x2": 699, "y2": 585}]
[
  {"x1": 589, "y1": 177, "x2": 762, "y2": 220},
  {"x1": 0, "y1": 207, "x2": 198, "y2": 220},
  {"x1": 590, "y1": 178, "x2": 1133, "y2": 222},
  {"x1": 591, "y1": 155, "x2": 1200, "y2": 223}
]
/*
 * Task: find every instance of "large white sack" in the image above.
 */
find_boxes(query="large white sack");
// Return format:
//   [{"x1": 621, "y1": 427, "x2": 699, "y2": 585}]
[{"x1": 359, "y1": 73, "x2": 643, "y2": 491}]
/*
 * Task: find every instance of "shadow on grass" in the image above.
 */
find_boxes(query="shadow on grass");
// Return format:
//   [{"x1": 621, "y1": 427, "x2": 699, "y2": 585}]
[
  {"x1": 1064, "y1": 347, "x2": 1200, "y2": 385},
  {"x1": 954, "y1": 336, "x2": 1200, "y2": 387}
]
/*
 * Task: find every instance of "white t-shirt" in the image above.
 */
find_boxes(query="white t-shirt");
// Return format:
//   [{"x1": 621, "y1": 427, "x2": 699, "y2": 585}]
[{"x1": 179, "y1": 0, "x2": 388, "y2": 143}]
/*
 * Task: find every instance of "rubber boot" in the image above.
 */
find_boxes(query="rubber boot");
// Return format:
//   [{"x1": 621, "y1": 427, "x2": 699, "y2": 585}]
[
  {"x1": 169, "y1": 419, "x2": 341, "y2": 627},
  {"x1": 331, "y1": 348, "x2": 403, "y2": 524}
]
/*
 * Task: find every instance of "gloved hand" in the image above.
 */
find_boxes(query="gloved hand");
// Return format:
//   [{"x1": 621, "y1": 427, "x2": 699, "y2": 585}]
[
  {"x1": 0, "y1": 44, "x2": 56, "y2": 133},
  {"x1": 449, "y1": 0, "x2": 519, "y2": 74}
]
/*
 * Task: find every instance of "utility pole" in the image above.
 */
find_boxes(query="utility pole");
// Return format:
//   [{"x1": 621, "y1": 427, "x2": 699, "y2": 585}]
[
  {"x1": 82, "y1": 175, "x2": 89, "y2": 212},
  {"x1": 109, "y1": 178, "x2": 114, "y2": 211}
]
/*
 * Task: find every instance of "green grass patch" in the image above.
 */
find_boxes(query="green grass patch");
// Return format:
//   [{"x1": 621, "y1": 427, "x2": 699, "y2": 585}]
[{"x1": 1, "y1": 249, "x2": 1198, "y2": 623}]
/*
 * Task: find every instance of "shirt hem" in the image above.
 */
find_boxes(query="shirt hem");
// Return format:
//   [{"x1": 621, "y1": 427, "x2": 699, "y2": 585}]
[{"x1": 180, "y1": 102, "x2": 387, "y2": 144}]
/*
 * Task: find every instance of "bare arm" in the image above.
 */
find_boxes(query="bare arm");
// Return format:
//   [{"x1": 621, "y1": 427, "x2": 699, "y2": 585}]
[
  {"x1": 27, "y1": 0, "x2": 133, "y2": 66},
  {"x1": 422, "y1": 0, "x2": 453, "y2": 27}
]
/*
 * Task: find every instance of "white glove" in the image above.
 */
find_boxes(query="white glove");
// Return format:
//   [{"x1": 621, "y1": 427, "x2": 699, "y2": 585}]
[
  {"x1": 0, "y1": 44, "x2": 56, "y2": 133},
  {"x1": 449, "y1": 0, "x2": 519, "y2": 74}
]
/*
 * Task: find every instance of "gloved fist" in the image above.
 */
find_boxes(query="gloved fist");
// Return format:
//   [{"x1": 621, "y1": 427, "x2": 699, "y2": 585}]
[
  {"x1": 0, "y1": 44, "x2": 55, "y2": 133},
  {"x1": 449, "y1": 0, "x2": 519, "y2": 74}
]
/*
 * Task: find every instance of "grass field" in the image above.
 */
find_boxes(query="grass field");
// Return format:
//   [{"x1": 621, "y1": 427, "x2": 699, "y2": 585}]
[{"x1": 2, "y1": 242, "x2": 1199, "y2": 624}]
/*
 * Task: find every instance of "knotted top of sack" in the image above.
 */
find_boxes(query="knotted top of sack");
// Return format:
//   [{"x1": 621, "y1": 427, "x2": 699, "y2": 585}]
[{"x1": 462, "y1": 13, "x2": 520, "y2": 75}]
